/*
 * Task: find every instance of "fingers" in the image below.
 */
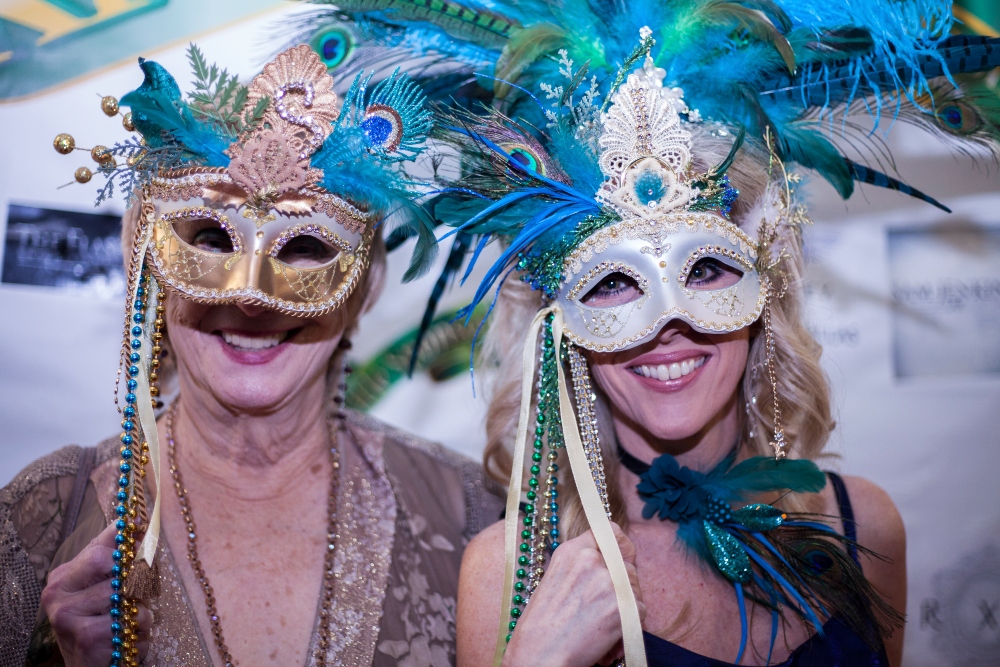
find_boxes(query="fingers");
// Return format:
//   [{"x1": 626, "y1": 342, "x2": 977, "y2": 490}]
[
  {"x1": 60, "y1": 615, "x2": 115, "y2": 663},
  {"x1": 45, "y1": 536, "x2": 116, "y2": 599},
  {"x1": 597, "y1": 640, "x2": 625, "y2": 667},
  {"x1": 610, "y1": 522, "x2": 638, "y2": 565},
  {"x1": 93, "y1": 521, "x2": 120, "y2": 549},
  {"x1": 135, "y1": 604, "x2": 153, "y2": 638}
]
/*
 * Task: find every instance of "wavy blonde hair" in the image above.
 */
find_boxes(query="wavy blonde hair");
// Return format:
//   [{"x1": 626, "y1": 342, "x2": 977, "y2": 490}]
[{"x1": 479, "y1": 126, "x2": 834, "y2": 539}]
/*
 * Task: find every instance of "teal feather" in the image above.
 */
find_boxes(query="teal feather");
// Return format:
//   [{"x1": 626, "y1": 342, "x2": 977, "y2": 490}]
[
  {"x1": 623, "y1": 448, "x2": 902, "y2": 654},
  {"x1": 715, "y1": 455, "x2": 828, "y2": 494},
  {"x1": 365, "y1": 69, "x2": 434, "y2": 161},
  {"x1": 311, "y1": 68, "x2": 433, "y2": 232},
  {"x1": 120, "y1": 59, "x2": 183, "y2": 149},
  {"x1": 776, "y1": 122, "x2": 853, "y2": 199}
]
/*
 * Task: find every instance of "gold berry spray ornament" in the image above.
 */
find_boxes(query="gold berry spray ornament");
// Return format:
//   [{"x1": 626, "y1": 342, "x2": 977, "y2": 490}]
[
  {"x1": 54, "y1": 94, "x2": 136, "y2": 187},
  {"x1": 53, "y1": 133, "x2": 75, "y2": 154},
  {"x1": 101, "y1": 95, "x2": 119, "y2": 117}
]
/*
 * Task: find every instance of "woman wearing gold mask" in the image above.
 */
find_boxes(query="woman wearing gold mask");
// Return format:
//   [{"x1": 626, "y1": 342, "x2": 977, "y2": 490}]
[{"x1": 2, "y1": 45, "x2": 501, "y2": 667}]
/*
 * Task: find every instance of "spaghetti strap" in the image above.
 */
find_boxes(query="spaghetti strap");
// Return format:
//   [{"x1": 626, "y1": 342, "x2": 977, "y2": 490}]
[{"x1": 826, "y1": 471, "x2": 860, "y2": 566}]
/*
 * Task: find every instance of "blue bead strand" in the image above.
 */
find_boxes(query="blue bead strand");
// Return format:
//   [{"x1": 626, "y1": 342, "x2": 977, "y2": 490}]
[{"x1": 110, "y1": 268, "x2": 150, "y2": 667}]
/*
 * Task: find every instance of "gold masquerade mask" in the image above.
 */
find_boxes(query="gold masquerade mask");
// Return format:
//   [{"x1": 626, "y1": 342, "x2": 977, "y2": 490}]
[{"x1": 144, "y1": 46, "x2": 374, "y2": 316}]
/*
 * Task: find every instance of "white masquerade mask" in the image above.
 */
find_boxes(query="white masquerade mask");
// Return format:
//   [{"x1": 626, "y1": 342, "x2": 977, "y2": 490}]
[
  {"x1": 553, "y1": 55, "x2": 763, "y2": 351},
  {"x1": 556, "y1": 212, "x2": 762, "y2": 351}
]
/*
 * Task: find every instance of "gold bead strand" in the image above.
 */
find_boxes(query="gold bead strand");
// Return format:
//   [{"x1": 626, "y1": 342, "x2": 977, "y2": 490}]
[{"x1": 149, "y1": 289, "x2": 166, "y2": 409}]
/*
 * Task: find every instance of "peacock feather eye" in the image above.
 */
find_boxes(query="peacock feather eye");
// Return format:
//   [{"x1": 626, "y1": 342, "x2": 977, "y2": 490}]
[
  {"x1": 502, "y1": 144, "x2": 545, "y2": 176},
  {"x1": 311, "y1": 27, "x2": 353, "y2": 70},
  {"x1": 936, "y1": 102, "x2": 982, "y2": 135},
  {"x1": 363, "y1": 104, "x2": 404, "y2": 152}
]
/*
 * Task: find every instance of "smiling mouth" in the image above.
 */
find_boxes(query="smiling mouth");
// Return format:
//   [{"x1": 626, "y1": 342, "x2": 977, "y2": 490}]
[
  {"x1": 220, "y1": 330, "x2": 294, "y2": 351},
  {"x1": 631, "y1": 356, "x2": 707, "y2": 381}
]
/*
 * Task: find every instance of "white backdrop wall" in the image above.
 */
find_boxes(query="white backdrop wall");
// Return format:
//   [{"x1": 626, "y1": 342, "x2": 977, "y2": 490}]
[{"x1": 1, "y1": 11, "x2": 998, "y2": 667}]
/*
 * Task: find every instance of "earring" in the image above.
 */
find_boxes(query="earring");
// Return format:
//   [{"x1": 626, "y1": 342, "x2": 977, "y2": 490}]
[{"x1": 761, "y1": 282, "x2": 786, "y2": 459}]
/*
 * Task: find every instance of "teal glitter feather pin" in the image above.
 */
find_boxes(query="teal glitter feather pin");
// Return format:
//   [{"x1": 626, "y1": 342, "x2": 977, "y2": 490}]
[{"x1": 623, "y1": 448, "x2": 903, "y2": 662}]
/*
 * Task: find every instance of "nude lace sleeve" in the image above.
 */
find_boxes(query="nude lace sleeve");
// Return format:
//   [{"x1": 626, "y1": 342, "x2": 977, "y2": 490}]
[{"x1": 0, "y1": 446, "x2": 86, "y2": 667}]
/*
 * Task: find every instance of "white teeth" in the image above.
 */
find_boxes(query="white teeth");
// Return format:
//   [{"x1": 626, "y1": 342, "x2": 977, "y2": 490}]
[
  {"x1": 633, "y1": 356, "x2": 707, "y2": 382},
  {"x1": 221, "y1": 331, "x2": 286, "y2": 351}
]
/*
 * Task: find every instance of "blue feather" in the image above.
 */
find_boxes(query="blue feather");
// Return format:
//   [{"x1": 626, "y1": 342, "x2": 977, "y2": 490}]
[
  {"x1": 744, "y1": 545, "x2": 825, "y2": 632},
  {"x1": 847, "y1": 160, "x2": 951, "y2": 212},
  {"x1": 735, "y1": 583, "x2": 748, "y2": 664}
]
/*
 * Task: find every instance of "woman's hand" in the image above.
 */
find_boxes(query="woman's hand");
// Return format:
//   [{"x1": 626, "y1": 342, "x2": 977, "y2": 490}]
[
  {"x1": 503, "y1": 523, "x2": 645, "y2": 667},
  {"x1": 40, "y1": 522, "x2": 152, "y2": 667}
]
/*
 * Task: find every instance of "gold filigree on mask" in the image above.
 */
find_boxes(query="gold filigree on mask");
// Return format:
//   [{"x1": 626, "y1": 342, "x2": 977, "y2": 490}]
[{"x1": 156, "y1": 207, "x2": 243, "y2": 280}]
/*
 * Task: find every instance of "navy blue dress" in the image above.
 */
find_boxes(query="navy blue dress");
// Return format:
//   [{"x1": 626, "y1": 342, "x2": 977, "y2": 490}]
[{"x1": 641, "y1": 473, "x2": 889, "y2": 667}]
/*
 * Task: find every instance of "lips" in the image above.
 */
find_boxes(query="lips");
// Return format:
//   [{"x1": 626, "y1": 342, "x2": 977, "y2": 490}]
[
  {"x1": 220, "y1": 330, "x2": 290, "y2": 351},
  {"x1": 631, "y1": 355, "x2": 706, "y2": 381},
  {"x1": 213, "y1": 328, "x2": 299, "y2": 364}
]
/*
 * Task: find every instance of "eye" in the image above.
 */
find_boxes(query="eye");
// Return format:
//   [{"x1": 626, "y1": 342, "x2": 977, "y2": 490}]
[
  {"x1": 685, "y1": 258, "x2": 744, "y2": 290},
  {"x1": 191, "y1": 228, "x2": 234, "y2": 253},
  {"x1": 581, "y1": 272, "x2": 643, "y2": 307},
  {"x1": 276, "y1": 235, "x2": 338, "y2": 268},
  {"x1": 171, "y1": 217, "x2": 235, "y2": 254}
]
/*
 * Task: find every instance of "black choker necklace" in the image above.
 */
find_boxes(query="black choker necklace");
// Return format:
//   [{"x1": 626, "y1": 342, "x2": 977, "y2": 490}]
[{"x1": 616, "y1": 444, "x2": 652, "y2": 475}]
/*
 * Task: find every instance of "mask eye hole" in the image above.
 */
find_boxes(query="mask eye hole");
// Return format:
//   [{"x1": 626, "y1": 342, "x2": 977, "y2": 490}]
[
  {"x1": 275, "y1": 234, "x2": 339, "y2": 268},
  {"x1": 685, "y1": 257, "x2": 743, "y2": 290},
  {"x1": 172, "y1": 217, "x2": 236, "y2": 254},
  {"x1": 581, "y1": 272, "x2": 644, "y2": 307}
]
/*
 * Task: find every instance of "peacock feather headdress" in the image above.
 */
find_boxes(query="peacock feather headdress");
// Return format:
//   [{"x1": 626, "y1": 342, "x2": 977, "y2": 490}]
[{"x1": 291, "y1": 1, "x2": 998, "y2": 666}]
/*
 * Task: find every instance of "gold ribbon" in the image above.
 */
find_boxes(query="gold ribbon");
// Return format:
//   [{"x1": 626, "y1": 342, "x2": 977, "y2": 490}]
[
  {"x1": 132, "y1": 225, "x2": 161, "y2": 568},
  {"x1": 493, "y1": 307, "x2": 647, "y2": 667}
]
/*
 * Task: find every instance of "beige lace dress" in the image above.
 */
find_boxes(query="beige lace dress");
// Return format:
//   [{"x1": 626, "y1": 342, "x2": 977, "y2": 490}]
[{"x1": 0, "y1": 410, "x2": 503, "y2": 667}]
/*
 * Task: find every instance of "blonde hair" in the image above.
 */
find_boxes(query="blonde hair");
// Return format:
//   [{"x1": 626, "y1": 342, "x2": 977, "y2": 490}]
[
  {"x1": 480, "y1": 126, "x2": 834, "y2": 539},
  {"x1": 119, "y1": 196, "x2": 388, "y2": 399}
]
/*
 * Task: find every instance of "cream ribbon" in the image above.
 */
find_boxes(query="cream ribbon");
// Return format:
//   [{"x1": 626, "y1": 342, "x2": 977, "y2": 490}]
[
  {"x1": 130, "y1": 226, "x2": 162, "y2": 568},
  {"x1": 493, "y1": 307, "x2": 647, "y2": 667},
  {"x1": 494, "y1": 306, "x2": 553, "y2": 667}
]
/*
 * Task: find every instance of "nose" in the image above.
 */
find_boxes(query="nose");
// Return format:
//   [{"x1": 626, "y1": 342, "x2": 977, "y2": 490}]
[
  {"x1": 236, "y1": 303, "x2": 267, "y2": 317},
  {"x1": 656, "y1": 318, "x2": 692, "y2": 343}
]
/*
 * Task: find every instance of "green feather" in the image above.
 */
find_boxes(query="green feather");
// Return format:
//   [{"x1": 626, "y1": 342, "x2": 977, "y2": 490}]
[
  {"x1": 495, "y1": 23, "x2": 567, "y2": 98},
  {"x1": 778, "y1": 123, "x2": 854, "y2": 199},
  {"x1": 719, "y1": 456, "x2": 827, "y2": 494},
  {"x1": 707, "y1": 2, "x2": 796, "y2": 74},
  {"x1": 336, "y1": 0, "x2": 517, "y2": 49}
]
